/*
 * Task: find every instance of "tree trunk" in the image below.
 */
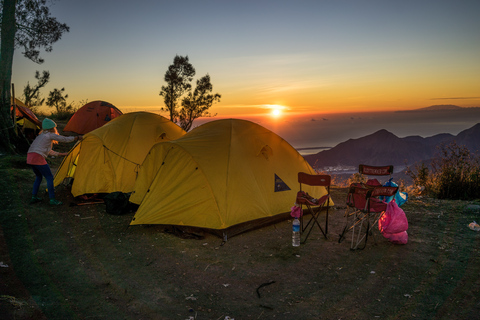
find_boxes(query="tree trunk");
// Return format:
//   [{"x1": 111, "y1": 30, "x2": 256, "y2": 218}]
[{"x1": 0, "y1": 0, "x2": 18, "y2": 154}]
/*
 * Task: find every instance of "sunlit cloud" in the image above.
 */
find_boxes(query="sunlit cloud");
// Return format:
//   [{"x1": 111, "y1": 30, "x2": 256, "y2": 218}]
[
  {"x1": 210, "y1": 104, "x2": 273, "y2": 116},
  {"x1": 430, "y1": 97, "x2": 480, "y2": 100},
  {"x1": 262, "y1": 104, "x2": 288, "y2": 111},
  {"x1": 256, "y1": 79, "x2": 325, "y2": 95}
]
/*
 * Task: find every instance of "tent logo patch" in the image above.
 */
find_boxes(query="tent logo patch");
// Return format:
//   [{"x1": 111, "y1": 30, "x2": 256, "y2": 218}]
[{"x1": 274, "y1": 174, "x2": 291, "y2": 192}]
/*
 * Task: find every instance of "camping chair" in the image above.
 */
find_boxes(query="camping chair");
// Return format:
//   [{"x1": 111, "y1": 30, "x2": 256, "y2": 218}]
[
  {"x1": 338, "y1": 165, "x2": 398, "y2": 250},
  {"x1": 296, "y1": 173, "x2": 332, "y2": 243}
]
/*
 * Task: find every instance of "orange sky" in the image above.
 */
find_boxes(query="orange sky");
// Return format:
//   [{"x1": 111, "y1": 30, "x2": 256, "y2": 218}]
[{"x1": 12, "y1": 1, "x2": 480, "y2": 121}]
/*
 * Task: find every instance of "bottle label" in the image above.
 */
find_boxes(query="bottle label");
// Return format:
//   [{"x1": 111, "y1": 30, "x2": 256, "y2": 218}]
[{"x1": 293, "y1": 225, "x2": 300, "y2": 232}]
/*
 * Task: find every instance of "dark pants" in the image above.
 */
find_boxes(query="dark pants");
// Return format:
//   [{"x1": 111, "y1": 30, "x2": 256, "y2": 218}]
[{"x1": 31, "y1": 164, "x2": 55, "y2": 199}]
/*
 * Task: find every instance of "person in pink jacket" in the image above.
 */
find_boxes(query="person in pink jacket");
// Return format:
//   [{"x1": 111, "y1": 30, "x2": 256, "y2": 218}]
[{"x1": 27, "y1": 118, "x2": 82, "y2": 205}]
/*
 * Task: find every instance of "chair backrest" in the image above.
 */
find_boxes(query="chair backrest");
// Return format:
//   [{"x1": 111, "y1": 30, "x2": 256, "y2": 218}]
[
  {"x1": 359, "y1": 164, "x2": 393, "y2": 176},
  {"x1": 298, "y1": 172, "x2": 331, "y2": 188},
  {"x1": 369, "y1": 186, "x2": 398, "y2": 198},
  {"x1": 347, "y1": 166, "x2": 396, "y2": 211},
  {"x1": 347, "y1": 185, "x2": 399, "y2": 211}
]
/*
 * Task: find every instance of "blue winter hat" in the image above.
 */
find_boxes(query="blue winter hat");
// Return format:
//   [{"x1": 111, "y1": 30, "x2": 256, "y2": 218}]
[{"x1": 42, "y1": 118, "x2": 57, "y2": 130}]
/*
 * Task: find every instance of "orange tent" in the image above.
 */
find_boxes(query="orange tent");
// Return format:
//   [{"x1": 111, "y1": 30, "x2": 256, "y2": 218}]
[
  {"x1": 63, "y1": 100, "x2": 122, "y2": 134},
  {"x1": 11, "y1": 98, "x2": 42, "y2": 129},
  {"x1": 11, "y1": 99, "x2": 42, "y2": 140}
]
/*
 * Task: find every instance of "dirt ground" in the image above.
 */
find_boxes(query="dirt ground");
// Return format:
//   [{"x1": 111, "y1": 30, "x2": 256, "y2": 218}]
[{"x1": 1, "y1": 137, "x2": 480, "y2": 319}]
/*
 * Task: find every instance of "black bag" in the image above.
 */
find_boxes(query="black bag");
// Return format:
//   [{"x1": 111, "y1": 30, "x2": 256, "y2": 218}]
[{"x1": 104, "y1": 192, "x2": 137, "y2": 215}]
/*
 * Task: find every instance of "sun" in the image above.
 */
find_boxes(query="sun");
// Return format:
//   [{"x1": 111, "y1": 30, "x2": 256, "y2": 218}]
[
  {"x1": 271, "y1": 108, "x2": 282, "y2": 117},
  {"x1": 267, "y1": 104, "x2": 286, "y2": 118}
]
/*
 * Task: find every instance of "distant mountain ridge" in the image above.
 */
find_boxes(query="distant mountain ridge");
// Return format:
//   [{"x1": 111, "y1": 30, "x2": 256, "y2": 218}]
[
  {"x1": 304, "y1": 123, "x2": 480, "y2": 168},
  {"x1": 396, "y1": 105, "x2": 480, "y2": 112},
  {"x1": 414, "y1": 104, "x2": 462, "y2": 111}
]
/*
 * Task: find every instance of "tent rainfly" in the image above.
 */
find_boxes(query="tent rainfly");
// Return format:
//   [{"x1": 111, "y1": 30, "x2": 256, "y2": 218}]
[
  {"x1": 129, "y1": 119, "x2": 330, "y2": 238},
  {"x1": 11, "y1": 99, "x2": 42, "y2": 139},
  {"x1": 63, "y1": 100, "x2": 123, "y2": 134},
  {"x1": 54, "y1": 112, "x2": 186, "y2": 197}
]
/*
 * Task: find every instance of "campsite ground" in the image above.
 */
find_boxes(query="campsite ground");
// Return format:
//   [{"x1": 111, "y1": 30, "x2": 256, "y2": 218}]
[{"x1": 1, "y1": 135, "x2": 480, "y2": 319}]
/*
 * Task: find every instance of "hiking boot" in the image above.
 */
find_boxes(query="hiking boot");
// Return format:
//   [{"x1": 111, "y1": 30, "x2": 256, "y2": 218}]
[
  {"x1": 29, "y1": 196, "x2": 43, "y2": 204},
  {"x1": 49, "y1": 199, "x2": 63, "y2": 206}
]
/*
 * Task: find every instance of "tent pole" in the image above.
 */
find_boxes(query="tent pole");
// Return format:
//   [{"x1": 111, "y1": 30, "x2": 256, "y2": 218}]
[{"x1": 11, "y1": 83, "x2": 17, "y2": 135}]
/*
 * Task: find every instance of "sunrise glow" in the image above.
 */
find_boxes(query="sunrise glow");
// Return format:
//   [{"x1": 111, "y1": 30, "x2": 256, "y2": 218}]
[
  {"x1": 271, "y1": 108, "x2": 282, "y2": 117},
  {"x1": 10, "y1": 0, "x2": 479, "y2": 132},
  {"x1": 265, "y1": 104, "x2": 287, "y2": 119}
]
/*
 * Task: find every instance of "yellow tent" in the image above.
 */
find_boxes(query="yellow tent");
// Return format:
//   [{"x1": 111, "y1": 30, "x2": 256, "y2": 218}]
[
  {"x1": 130, "y1": 119, "x2": 329, "y2": 235},
  {"x1": 54, "y1": 112, "x2": 186, "y2": 197}
]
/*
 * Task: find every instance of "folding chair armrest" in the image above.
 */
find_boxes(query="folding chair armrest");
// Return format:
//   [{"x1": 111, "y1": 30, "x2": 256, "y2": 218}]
[
  {"x1": 296, "y1": 191, "x2": 318, "y2": 205},
  {"x1": 317, "y1": 194, "x2": 331, "y2": 206},
  {"x1": 297, "y1": 192, "x2": 331, "y2": 206},
  {"x1": 296, "y1": 197, "x2": 320, "y2": 206}
]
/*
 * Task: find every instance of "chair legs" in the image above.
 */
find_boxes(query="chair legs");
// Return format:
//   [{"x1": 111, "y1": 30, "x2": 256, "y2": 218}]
[
  {"x1": 339, "y1": 208, "x2": 383, "y2": 250},
  {"x1": 351, "y1": 211, "x2": 370, "y2": 250},
  {"x1": 301, "y1": 205, "x2": 328, "y2": 243}
]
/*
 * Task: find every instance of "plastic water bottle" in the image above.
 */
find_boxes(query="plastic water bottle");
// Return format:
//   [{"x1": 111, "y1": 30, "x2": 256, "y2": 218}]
[{"x1": 292, "y1": 218, "x2": 300, "y2": 247}]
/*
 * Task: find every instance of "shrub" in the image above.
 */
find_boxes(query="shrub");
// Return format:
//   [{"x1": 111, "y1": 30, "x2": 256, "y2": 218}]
[
  {"x1": 405, "y1": 162, "x2": 431, "y2": 197},
  {"x1": 408, "y1": 142, "x2": 480, "y2": 200},
  {"x1": 347, "y1": 172, "x2": 367, "y2": 185},
  {"x1": 50, "y1": 108, "x2": 77, "y2": 121}
]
